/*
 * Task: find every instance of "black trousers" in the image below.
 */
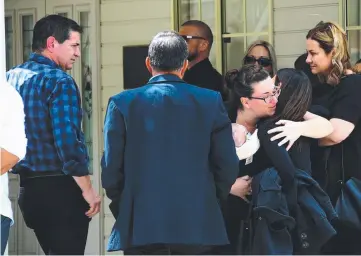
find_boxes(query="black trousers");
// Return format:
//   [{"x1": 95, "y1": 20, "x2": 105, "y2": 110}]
[
  {"x1": 321, "y1": 223, "x2": 361, "y2": 255},
  {"x1": 18, "y1": 175, "x2": 91, "y2": 255},
  {"x1": 124, "y1": 244, "x2": 216, "y2": 255}
]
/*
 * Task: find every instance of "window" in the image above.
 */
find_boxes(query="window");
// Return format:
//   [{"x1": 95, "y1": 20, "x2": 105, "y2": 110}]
[
  {"x1": 174, "y1": 0, "x2": 273, "y2": 74},
  {"x1": 176, "y1": 0, "x2": 217, "y2": 67},
  {"x1": 222, "y1": 0, "x2": 271, "y2": 73},
  {"x1": 5, "y1": 16, "x2": 14, "y2": 71},
  {"x1": 79, "y1": 11, "x2": 93, "y2": 174},
  {"x1": 21, "y1": 15, "x2": 34, "y2": 62},
  {"x1": 344, "y1": 0, "x2": 361, "y2": 65}
]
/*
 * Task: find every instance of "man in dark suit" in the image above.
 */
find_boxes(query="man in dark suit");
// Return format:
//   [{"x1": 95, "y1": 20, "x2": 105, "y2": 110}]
[
  {"x1": 101, "y1": 31, "x2": 239, "y2": 255},
  {"x1": 179, "y1": 20, "x2": 229, "y2": 101}
]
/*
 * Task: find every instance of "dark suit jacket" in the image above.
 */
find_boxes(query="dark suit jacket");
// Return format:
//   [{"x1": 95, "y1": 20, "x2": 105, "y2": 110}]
[
  {"x1": 183, "y1": 58, "x2": 228, "y2": 101},
  {"x1": 101, "y1": 74, "x2": 239, "y2": 251}
]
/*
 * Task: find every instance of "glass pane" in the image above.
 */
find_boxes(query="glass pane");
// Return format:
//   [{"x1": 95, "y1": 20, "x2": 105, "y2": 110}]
[
  {"x1": 22, "y1": 15, "x2": 34, "y2": 62},
  {"x1": 246, "y1": 34, "x2": 270, "y2": 48},
  {"x1": 222, "y1": 0, "x2": 244, "y2": 34},
  {"x1": 5, "y1": 16, "x2": 13, "y2": 71},
  {"x1": 246, "y1": 0, "x2": 269, "y2": 32},
  {"x1": 348, "y1": 30, "x2": 361, "y2": 65},
  {"x1": 346, "y1": 0, "x2": 361, "y2": 27},
  {"x1": 57, "y1": 12, "x2": 68, "y2": 17},
  {"x1": 178, "y1": 0, "x2": 199, "y2": 27},
  {"x1": 80, "y1": 11, "x2": 93, "y2": 174},
  {"x1": 223, "y1": 37, "x2": 245, "y2": 73},
  {"x1": 201, "y1": 0, "x2": 214, "y2": 25}
]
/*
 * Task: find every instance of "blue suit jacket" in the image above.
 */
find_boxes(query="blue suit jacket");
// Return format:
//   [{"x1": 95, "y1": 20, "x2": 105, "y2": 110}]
[{"x1": 101, "y1": 74, "x2": 239, "y2": 251}]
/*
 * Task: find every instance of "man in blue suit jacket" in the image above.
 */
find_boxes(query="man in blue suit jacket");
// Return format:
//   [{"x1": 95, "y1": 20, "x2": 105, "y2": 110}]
[{"x1": 101, "y1": 31, "x2": 239, "y2": 255}]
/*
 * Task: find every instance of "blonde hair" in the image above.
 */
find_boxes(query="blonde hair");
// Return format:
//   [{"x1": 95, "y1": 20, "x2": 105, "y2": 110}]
[
  {"x1": 306, "y1": 21, "x2": 351, "y2": 86},
  {"x1": 244, "y1": 40, "x2": 277, "y2": 77}
]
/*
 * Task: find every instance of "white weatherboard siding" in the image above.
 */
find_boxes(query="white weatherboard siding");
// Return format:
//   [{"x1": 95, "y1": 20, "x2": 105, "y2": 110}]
[
  {"x1": 273, "y1": 0, "x2": 339, "y2": 69},
  {"x1": 100, "y1": 0, "x2": 171, "y2": 253}
]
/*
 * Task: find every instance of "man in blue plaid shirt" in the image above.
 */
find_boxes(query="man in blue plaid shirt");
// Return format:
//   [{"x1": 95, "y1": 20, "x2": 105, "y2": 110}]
[{"x1": 6, "y1": 14, "x2": 100, "y2": 255}]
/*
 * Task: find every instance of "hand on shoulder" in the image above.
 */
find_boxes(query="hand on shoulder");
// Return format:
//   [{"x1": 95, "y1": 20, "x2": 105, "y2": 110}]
[{"x1": 232, "y1": 123, "x2": 247, "y2": 147}]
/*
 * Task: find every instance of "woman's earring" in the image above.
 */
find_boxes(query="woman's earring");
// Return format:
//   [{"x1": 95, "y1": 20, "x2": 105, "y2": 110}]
[{"x1": 332, "y1": 58, "x2": 336, "y2": 65}]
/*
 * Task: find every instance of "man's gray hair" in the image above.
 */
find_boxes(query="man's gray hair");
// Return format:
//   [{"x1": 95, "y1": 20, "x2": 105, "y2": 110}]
[{"x1": 148, "y1": 31, "x2": 188, "y2": 72}]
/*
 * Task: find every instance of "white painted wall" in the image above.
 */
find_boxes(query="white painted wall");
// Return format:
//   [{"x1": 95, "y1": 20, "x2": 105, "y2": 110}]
[
  {"x1": 99, "y1": 0, "x2": 172, "y2": 253},
  {"x1": 273, "y1": 0, "x2": 340, "y2": 69}
]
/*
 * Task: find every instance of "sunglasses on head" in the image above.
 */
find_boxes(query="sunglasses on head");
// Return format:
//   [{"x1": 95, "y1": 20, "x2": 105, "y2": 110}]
[{"x1": 244, "y1": 56, "x2": 272, "y2": 67}]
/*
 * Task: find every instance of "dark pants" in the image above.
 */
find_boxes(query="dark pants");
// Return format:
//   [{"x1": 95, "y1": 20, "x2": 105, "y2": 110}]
[
  {"x1": 124, "y1": 244, "x2": 215, "y2": 255},
  {"x1": 18, "y1": 175, "x2": 91, "y2": 255},
  {"x1": 219, "y1": 196, "x2": 252, "y2": 255},
  {"x1": 321, "y1": 222, "x2": 361, "y2": 255},
  {"x1": 1, "y1": 215, "x2": 11, "y2": 255}
]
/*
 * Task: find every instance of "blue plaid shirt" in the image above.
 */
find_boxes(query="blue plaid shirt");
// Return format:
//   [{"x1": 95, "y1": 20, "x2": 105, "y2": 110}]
[{"x1": 6, "y1": 53, "x2": 89, "y2": 176}]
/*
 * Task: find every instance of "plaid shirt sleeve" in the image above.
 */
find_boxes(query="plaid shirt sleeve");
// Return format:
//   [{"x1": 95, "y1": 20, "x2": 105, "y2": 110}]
[{"x1": 49, "y1": 77, "x2": 89, "y2": 176}]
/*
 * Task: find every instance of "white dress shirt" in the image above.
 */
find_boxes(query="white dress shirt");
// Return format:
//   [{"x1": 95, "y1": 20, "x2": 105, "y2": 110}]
[{"x1": 0, "y1": 82, "x2": 27, "y2": 225}]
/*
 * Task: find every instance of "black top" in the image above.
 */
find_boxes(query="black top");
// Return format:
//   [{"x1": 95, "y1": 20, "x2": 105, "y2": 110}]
[
  {"x1": 238, "y1": 119, "x2": 311, "y2": 184},
  {"x1": 183, "y1": 58, "x2": 227, "y2": 100},
  {"x1": 312, "y1": 74, "x2": 361, "y2": 183},
  {"x1": 221, "y1": 117, "x2": 311, "y2": 254}
]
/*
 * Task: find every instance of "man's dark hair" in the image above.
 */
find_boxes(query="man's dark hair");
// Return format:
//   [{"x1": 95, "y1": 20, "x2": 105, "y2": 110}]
[
  {"x1": 148, "y1": 31, "x2": 188, "y2": 72},
  {"x1": 32, "y1": 14, "x2": 82, "y2": 52},
  {"x1": 181, "y1": 20, "x2": 214, "y2": 48}
]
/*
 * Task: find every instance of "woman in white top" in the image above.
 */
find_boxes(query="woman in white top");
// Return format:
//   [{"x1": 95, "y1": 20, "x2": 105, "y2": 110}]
[{"x1": 0, "y1": 82, "x2": 27, "y2": 255}]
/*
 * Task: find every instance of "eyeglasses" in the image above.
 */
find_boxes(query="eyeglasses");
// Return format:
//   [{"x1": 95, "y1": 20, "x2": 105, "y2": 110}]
[
  {"x1": 180, "y1": 35, "x2": 206, "y2": 42},
  {"x1": 248, "y1": 87, "x2": 281, "y2": 104},
  {"x1": 244, "y1": 56, "x2": 272, "y2": 67}
]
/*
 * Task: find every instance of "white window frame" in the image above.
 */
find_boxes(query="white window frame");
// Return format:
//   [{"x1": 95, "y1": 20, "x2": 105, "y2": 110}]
[
  {"x1": 17, "y1": 8, "x2": 36, "y2": 63},
  {"x1": 172, "y1": 0, "x2": 274, "y2": 73},
  {"x1": 5, "y1": 10, "x2": 16, "y2": 71},
  {"x1": 341, "y1": 0, "x2": 361, "y2": 64}
]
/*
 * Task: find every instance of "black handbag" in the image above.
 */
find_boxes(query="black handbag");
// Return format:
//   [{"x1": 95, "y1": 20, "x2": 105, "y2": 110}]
[{"x1": 334, "y1": 144, "x2": 361, "y2": 231}]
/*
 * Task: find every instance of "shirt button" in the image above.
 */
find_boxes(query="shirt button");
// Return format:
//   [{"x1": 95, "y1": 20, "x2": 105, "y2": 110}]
[
  {"x1": 258, "y1": 217, "x2": 262, "y2": 220},
  {"x1": 300, "y1": 233, "x2": 307, "y2": 239},
  {"x1": 302, "y1": 241, "x2": 309, "y2": 249}
]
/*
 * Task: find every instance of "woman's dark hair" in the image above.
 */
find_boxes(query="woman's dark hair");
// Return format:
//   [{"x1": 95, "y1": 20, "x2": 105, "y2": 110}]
[
  {"x1": 266, "y1": 68, "x2": 312, "y2": 150},
  {"x1": 273, "y1": 68, "x2": 312, "y2": 122},
  {"x1": 225, "y1": 64, "x2": 270, "y2": 121}
]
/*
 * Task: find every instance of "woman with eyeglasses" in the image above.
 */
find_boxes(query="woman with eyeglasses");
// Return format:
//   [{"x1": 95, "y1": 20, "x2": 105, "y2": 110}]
[
  {"x1": 243, "y1": 40, "x2": 277, "y2": 77},
  {"x1": 219, "y1": 64, "x2": 334, "y2": 254}
]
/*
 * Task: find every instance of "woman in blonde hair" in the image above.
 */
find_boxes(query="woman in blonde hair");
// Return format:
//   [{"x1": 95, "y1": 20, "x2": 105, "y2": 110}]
[
  {"x1": 243, "y1": 40, "x2": 277, "y2": 77},
  {"x1": 271, "y1": 21, "x2": 361, "y2": 254}
]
